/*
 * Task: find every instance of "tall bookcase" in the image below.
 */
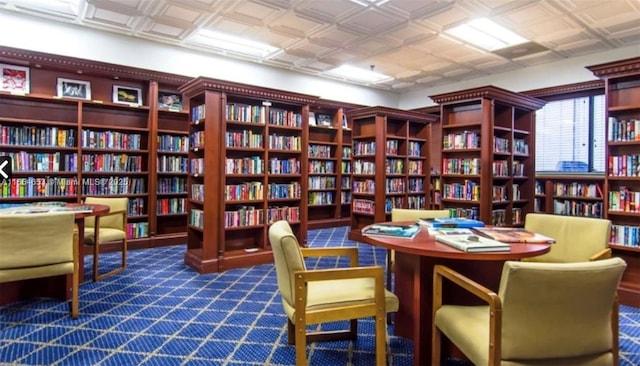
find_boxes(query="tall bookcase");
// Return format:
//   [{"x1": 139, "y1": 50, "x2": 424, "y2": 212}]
[
  {"x1": 347, "y1": 106, "x2": 436, "y2": 241},
  {"x1": 306, "y1": 105, "x2": 352, "y2": 229},
  {"x1": 430, "y1": 86, "x2": 545, "y2": 226},
  {"x1": 179, "y1": 77, "x2": 313, "y2": 273},
  {"x1": 588, "y1": 57, "x2": 640, "y2": 307}
]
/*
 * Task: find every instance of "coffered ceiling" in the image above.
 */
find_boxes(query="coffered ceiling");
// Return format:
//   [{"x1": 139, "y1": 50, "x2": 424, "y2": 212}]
[{"x1": 1, "y1": 0, "x2": 639, "y2": 93}]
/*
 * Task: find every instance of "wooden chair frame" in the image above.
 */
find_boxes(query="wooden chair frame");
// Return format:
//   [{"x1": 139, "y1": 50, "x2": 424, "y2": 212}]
[
  {"x1": 288, "y1": 247, "x2": 388, "y2": 366},
  {"x1": 91, "y1": 208, "x2": 127, "y2": 281}
]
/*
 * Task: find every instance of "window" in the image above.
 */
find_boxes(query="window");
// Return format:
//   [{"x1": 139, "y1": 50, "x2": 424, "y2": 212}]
[{"x1": 535, "y1": 94, "x2": 605, "y2": 173}]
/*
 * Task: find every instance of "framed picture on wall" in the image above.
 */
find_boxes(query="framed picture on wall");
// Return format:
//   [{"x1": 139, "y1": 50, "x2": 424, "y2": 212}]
[
  {"x1": 0, "y1": 63, "x2": 30, "y2": 94},
  {"x1": 56, "y1": 78, "x2": 91, "y2": 100},
  {"x1": 317, "y1": 113, "x2": 332, "y2": 126},
  {"x1": 158, "y1": 91, "x2": 183, "y2": 111},
  {"x1": 113, "y1": 85, "x2": 143, "y2": 105}
]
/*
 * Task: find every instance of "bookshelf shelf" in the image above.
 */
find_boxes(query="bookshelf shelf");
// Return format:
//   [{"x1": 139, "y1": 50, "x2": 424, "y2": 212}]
[{"x1": 588, "y1": 56, "x2": 640, "y2": 307}]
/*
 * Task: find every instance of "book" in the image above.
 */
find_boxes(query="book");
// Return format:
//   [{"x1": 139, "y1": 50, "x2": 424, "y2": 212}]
[
  {"x1": 436, "y1": 234, "x2": 511, "y2": 253},
  {"x1": 362, "y1": 223, "x2": 420, "y2": 239},
  {"x1": 419, "y1": 217, "x2": 485, "y2": 229},
  {"x1": 432, "y1": 227, "x2": 474, "y2": 235},
  {"x1": 471, "y1": 227, "x2": 555, "y2": 244}
]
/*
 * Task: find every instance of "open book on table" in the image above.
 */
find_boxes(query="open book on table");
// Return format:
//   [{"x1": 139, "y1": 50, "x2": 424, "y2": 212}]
[
  {"x1": 362, "y1": 223, "x2": 420, "y2": 239},
  {"x1": 436, "y1": 234, "x2": 511, "y2": 253},
  {"x1": 471, "y1": 227, "x2": 555, "y2": 244}
]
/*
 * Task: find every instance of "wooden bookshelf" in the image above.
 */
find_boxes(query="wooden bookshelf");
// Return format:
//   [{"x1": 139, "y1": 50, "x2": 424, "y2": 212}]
[
  {"x1": 305, "y1": 105, "x2": 353, "y2": 229},
  {"x1": 534, "y1": 175, "x2": 605, "y2": 217},
  {"x1": 347, "y1": 106, "x2": 436, "y2": 242},
  {"x1": 431, "y1": 86, "x2": 545, "y2": 227},
  {"x1": 179, "y1": 77, "x2": 314, "y2": 273},
  {"x1": 0, "y1": 47, "x2": 191, "y2": 250},
  {"x1": 588, "y1": 57, "x2": 640, "y2": 307}
]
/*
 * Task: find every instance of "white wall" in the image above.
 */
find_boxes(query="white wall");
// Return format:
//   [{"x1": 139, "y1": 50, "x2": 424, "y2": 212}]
[{"x1": 1, "y1": 10, "x2": 639, "y2": 110}]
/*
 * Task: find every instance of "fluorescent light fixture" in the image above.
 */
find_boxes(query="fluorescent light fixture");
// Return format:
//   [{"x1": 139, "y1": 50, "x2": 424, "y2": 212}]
[
  {"x1": 348, "y1": 0, "x2": 389, "y2": 6},
  {"x1": 326, "y1": 65, "x2": 393, "y2": 83},
  {"x1": 11, "y1": 0, "x2": 81, "y2": 15},
  {"x1": 444, "y1": 18, "x2": 528, "y2": 51},
  {"x1": 189, "y1": 29, "x2": 280, "y2": 58}
]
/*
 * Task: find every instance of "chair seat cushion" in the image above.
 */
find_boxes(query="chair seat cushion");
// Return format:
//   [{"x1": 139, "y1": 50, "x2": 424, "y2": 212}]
[
  {"x1": 84, "y1": 228, "x2": 126, "y2": 245},
  {"x1": 435, "y1": 305, "x2": 490, "y2": 366},
  {"x1": 283, "y1": 277, "x2": 399, "y2": 320}
]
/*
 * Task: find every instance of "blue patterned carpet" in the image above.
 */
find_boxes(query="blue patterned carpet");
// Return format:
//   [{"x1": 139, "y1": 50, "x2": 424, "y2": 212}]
[{"x1": 0, "y1": 226, "x2": 639, "y2": 365}]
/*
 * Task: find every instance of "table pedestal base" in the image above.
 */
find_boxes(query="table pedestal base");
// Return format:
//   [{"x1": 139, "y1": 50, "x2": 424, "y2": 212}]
[{"x1": 393, "y1": 252, "x2": 506, "y2": 366}]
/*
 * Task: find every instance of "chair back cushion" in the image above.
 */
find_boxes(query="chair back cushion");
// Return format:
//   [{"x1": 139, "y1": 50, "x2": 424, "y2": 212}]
[
  {"x1": 524, "y1": 213, "x2": 611, "y2": 262},
  {"x1": 268, "y1": 220, "x2": 306, "y2": 308},
  {"x1": 84, "y1": 197, "x2": 128, "y2": 230},
  {"x1": 391, "y1": 208, "x2": 450, "y2": 222},
  {"x1": 499, "y1": 258, "x2": 626, "y2": 361},
  {"x1": 0, "y1": 212, "x2": 75, "y2": 270}
]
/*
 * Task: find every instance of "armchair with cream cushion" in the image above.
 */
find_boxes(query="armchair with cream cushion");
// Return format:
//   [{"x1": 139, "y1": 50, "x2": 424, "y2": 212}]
[
  {"x1": 0, "y1": 212, "x2": 79, "y2": 318},
  {"x1": 84, "y1": 197, "x2": 128, "y2": 281},
  {"x1": 268, "y1": 220, "x2": 399, "y2": 366},
  {"x1": 432, "y1": 257, "x2": 626, "y2": 366},
  {"x1": 524, "y1": 213, "x2": 612, "y2": 262}
]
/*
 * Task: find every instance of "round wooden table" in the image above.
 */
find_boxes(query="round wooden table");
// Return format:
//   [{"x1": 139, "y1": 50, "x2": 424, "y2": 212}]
[{"x1": 360, "y1": 222, "x2": 551, "y2": 366}]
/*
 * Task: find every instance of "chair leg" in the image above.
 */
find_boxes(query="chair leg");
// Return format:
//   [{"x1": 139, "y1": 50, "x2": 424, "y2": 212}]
[
  {"x1": 295, "y1": 318, "x2": 307, "y2": 366},
  {"x1": 386, "y1": 249, "x2": 394, "y2": 325},
  {"x1": 71, "y1": 263, "x2": 79, "y2": 319},
  {"x1": 375, "y1": 312, "x2": 386, "y2": 365},
  {"x1": 287, "y1": 319, "x2": 296, "y2": 345},
  {"x1": 94, "y1": 239, "x2": 127, "y2": 281},
  {"x1": 432, "y1": 324, "x2": 442, "y2": 366}
]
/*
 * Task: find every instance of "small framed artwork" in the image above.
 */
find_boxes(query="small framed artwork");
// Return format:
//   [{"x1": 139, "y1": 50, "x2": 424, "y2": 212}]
[
  {"x1": 56, "y1": 77, "x2": 91, "y2": 100},
  {"x1": 158, "y1": 91, "x2": 183, "y2": 111},
  {"x1": 113, "y1": 85, "x2": 143, "y2": 105},
  {"x1": 1, "y1": 63, "x2": 30, "y2": 94},
  {"x1": 317, "y1": 113, "x2": 332, "y2": 126}
]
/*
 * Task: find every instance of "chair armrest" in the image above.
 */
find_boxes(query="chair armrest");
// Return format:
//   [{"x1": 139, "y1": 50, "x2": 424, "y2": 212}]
[
  {"x1": 295, "y1": 266, "x2": 386, "y2": 321},
  {"x1": 432, "y1": 266, "x2": 503, "y2": 366},
  {"x1": 590, "y1": 248, "x2": 612, "y2": 261},
  {"x1": 301, "y1": 247, "x2": 359, "y2": 267},
  {"x1": 433, "y1": 265, "x2": 499, "y2": 305}
]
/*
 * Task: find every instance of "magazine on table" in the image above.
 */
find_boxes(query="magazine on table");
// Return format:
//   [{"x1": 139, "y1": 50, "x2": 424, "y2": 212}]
[
  {"x1": 429, "y1": 227, "x2": 475, "y2": 236},
  {"x1": 418, "y1": 217, "x2": 485, "y2": 229},
  {"x1": 471, "y1": 227, "x2": 555, "y2": 244},
  {"x1": 362, "y1": 223, "x2": 421, "y2": 239},
  {"x1": 436, "y1": 234, "x2": 511, "y2": 253}
]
